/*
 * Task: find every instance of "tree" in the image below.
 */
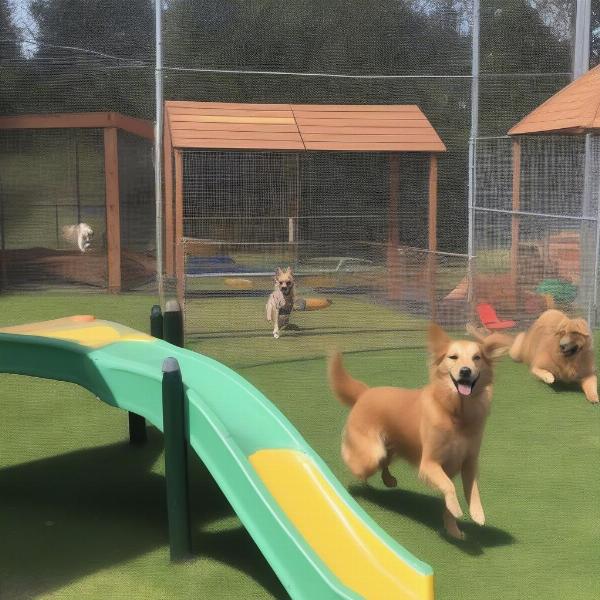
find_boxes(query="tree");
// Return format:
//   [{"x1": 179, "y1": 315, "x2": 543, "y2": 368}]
[
  {"x1": 25, "y1": 0, "x2": 155, "y2": 116},
  {"x1": 29, "y1": 0, "x2": 153, "y2": 60},
  {"x1": 0, "y1": 0, "x2": 23, "y2": 114},
  {"x1": 1, "y1": 0, "x2": 22, "y2": 58}
]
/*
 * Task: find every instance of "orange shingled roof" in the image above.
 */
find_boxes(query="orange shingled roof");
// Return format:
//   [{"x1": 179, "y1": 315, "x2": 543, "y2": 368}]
[
  {"x1": 165, "y1": 101, "x2": 446, "y2": 152},
  {"x1": 509, "y1": 64, "x2": 600, "y2": 136}
]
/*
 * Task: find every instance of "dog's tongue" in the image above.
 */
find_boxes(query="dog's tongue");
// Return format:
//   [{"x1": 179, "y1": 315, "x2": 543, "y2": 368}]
[{"x1": 458, "y1": 382, "x2": 472, "y2": 396}]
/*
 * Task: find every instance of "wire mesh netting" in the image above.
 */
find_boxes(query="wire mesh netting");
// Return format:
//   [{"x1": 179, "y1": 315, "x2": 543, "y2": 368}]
[
  {"x1": 0, "y1": 127, "x2": 108, "y2": 290},
  {"x1": 0, "y1": 125, "x2": 155, "y2": 291},
  {"x1": 2, "y1": 2, "x2": 600, "y2": 599},
  {"x1": 0, "y1": 0, "x2": 599, "y2": 348},
  {"x1": 180, "y1": 148, "x2": 471, "y2": 366},
  {"x1": 118, "y1": 130, "x2": 156, "y2": 291},
  {"x1": 474, "y1": 134, "x2": 600, "y2": 324}
]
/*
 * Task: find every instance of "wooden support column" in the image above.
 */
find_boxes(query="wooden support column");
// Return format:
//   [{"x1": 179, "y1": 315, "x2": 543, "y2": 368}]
[
  {"x1": 174, "y1": 150, "x2": 184, "y2": 304},
  {"x1": 104, "y1": 127, "x2": 121, "y2": 293},
  {"x1": 164, "y1": 120, "x2": 175, "y2": 276},
  {"x1": 428, "y1": 154, "x2": 438, "y2": 321},
  {"x1": 387, "y1": 154, "x2": 401, "y2": 300},
  {"x1": 511, "y1": 138, "x2": 521, "y2": 309}
]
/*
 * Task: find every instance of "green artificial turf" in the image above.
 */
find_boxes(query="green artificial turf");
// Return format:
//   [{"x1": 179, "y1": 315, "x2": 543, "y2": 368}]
[{"x1": 0, "y1": 292, "x2": 598, "y2": 599}]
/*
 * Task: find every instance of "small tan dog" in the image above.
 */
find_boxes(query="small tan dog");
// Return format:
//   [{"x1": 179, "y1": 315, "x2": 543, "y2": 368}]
[
  {"x1": 507, "y1": 309, "x2": 597, "y2": 403},
  {"x1": 266, "y1": 267, "x2": 295, "y2": 339},
  {"x1": 62, "y1": 222, "x2": 94, "y2": 253},
  {"x1": 328, "y1": 324, "x2": 507, "y2": 539}
]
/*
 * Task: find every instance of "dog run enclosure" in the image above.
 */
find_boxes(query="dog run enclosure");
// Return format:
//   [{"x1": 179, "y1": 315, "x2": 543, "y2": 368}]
[
  {"x1": 473, "y1": 64, "x2": 600, "y2": 326},
  {"x1": 162, "y1": 101, "x2": 451, "y2": 332},
  {"x1": 0, "y1": 112, "x2": 156, "y2": 292}
]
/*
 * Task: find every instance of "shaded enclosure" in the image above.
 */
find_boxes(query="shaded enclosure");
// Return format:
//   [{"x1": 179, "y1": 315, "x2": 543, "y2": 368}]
[
  {"x1": 160, "y1": 102, "x2": 467, "y2": 332},
  {"x1": 0, "y1": 113, "x2": 156, "y2": 292}
]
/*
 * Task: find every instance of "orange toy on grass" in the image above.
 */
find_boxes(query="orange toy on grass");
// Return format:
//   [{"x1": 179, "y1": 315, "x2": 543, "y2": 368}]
[{"x1": 294, "y1": 298, "x2": 332, "y2": 311}]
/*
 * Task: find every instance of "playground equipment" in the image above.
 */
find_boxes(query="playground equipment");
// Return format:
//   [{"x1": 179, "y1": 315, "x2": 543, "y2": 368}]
[{"x1": 0, "y1": 309, "x2": 434, "y2": 600}]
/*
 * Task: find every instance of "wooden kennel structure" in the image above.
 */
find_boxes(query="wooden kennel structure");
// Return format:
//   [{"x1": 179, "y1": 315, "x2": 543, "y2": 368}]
[
  {"x1": 162, "y1": 101, "x2": 446, "y2": 303},
  {"x1": 507, "y1": 63, "x2": 600, "y2": 305},
  {"x1": 0, "y1": 112, "x2": 154, "y2": 292}
]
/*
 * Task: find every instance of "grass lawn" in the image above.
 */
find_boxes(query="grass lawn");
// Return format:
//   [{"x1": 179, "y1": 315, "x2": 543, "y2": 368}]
[{"x1": 1, "y1": 292, "x2": 599, "y2": 599}]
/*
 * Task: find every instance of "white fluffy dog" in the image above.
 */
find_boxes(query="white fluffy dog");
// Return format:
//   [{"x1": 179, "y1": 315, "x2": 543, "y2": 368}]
[{"x1": 62, "y1": 223, "x2": 94, "y2": 253}]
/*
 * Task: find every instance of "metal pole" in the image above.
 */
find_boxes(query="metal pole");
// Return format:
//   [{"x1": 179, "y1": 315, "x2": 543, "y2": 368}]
[
  {"x1": 573, "y1": 0, "x2": 591, "y2": 79},
  {"x1": 466, "y1": 0, "x2": 480, "y2": 314},
  {"x1": 162, "y1": 356, "x2": 192, "y2": 561},
  {"x1": 573, "y1": 0, "x2": 592, "y2": 321},
  {"x1": 155, "y1": 0, "x2": 165, "y2": 304}
]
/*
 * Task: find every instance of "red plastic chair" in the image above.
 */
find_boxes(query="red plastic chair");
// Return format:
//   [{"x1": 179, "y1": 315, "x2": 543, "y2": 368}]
[{"x1": 476, "y1": 303, "x2": 517, "y2": 330}]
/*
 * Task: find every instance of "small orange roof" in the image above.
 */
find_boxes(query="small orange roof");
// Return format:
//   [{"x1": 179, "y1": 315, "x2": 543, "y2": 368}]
[
  {"x1": 509, "y1": 64, "x2": 600, "y2": 135},
  {"x1": 165, "y1": 101, "x2": 446, "y2": 152}
]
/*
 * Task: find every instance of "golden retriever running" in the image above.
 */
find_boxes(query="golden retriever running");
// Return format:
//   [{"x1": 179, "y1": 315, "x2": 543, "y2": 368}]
[
  {"x1": 328, "y1": 324, "x2": 506, "y2": 539},
  {"x1": 508, "y1": 309, "x2": 598, "y2": 403}
]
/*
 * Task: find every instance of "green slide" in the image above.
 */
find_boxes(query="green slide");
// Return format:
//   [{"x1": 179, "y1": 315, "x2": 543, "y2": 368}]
[{"x1": 0, "y1": 316, "x2": 434, "y2": 600}]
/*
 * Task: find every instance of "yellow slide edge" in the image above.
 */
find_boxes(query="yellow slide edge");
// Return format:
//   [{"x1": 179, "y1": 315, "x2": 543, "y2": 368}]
[
  {"x1": 0, "y1": 316, "x2": 153, "y2": 348},
  {"x1": 250, "y1": 448, "x2": 434, "y2": 600}
]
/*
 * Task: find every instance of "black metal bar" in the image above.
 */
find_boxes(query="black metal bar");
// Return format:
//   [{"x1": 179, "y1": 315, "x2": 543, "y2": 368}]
[{"x1": 162, "y1": 356, "x2": 192, "y2": 561}]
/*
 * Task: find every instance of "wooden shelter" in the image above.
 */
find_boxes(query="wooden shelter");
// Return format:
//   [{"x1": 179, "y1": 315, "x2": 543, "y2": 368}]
[
  {"x1": 507, "y1": 64, "x2": 600, "y2": 302},
  {"x1": 163, "y1": 101, "x2": 446, "y2": 304},
  {"x1": 0, "y1": 112, "x2": 154, "y2": 292}
]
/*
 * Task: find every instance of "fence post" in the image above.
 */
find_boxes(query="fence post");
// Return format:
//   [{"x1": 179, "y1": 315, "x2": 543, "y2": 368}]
[
  {"x1": 163, "y1": 299, "x2": 184, "y2": 348},
  {"x1": 162, "y1": 356, "x2": 192, "y2": 561}
]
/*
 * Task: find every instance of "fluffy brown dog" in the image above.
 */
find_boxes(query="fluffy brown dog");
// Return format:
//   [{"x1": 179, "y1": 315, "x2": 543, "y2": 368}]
[
  {"x1": 328, "y1": 324, "x2": 507, "y2": 539},
  {"x1": 508, "y1": 309, "x2": 598, "y2": 403}
]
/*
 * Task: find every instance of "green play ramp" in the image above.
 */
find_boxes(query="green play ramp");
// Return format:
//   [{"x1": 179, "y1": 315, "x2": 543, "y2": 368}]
[{"x1": 0, "y1": 315, "x2": 434, "y2": 600}]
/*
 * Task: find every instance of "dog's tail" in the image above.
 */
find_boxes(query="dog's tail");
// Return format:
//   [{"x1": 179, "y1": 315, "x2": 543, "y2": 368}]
[
  {"x1": 328, "y1": 351, "x2": 369, "y2": 407},
  {"x1": 466, "y1": 323, "x2": 515, "y2": 357}
]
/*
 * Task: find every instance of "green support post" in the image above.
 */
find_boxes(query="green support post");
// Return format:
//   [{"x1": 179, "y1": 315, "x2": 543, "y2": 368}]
[
  {"x1": 128, "y1": 412, "x2": 147, "y2": 445},
  {"x1": 163, "y1": 299, "x2": 184, "y2": 348},
  {"x1": 162, "y1": 356, "x2": 192, "y2": 561},
  {"x1": 150, "y1": 304, "x2": 164, "y2": 339},
  {"x1": 127, "y1": 304, "x2": 163, "y2": 445}
]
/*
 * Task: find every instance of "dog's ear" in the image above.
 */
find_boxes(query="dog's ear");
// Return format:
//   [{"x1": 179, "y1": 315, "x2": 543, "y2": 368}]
[
  {"x1": 285, "y1": 266, "x2": 293, "y2": 276},
  {"x1": 274, "y1": 267, "x2": 282, "y2": 278},
  {"x1": 428, "y1": 323, "x2": 451, "y2": 361},
  {"x1": 570, "y1": 318, "x2": 591, "y2": 337},
  {"x1": 481, "y1": 335, "x2": 510, "y2": 361}
]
